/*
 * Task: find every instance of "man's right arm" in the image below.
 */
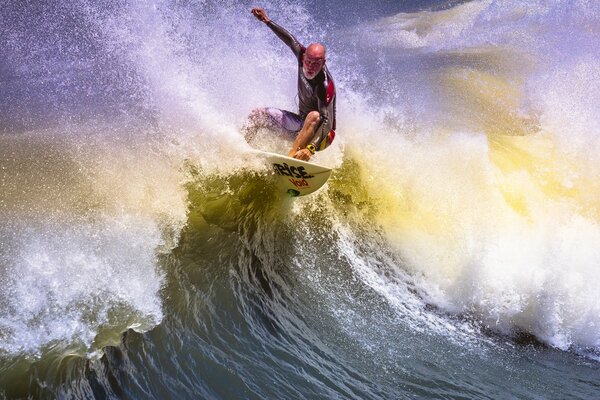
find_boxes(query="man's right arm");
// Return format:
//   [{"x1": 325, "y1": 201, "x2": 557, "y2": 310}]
[{"x1": 251, "y1": 8, "x2": 303, "y2": 60}]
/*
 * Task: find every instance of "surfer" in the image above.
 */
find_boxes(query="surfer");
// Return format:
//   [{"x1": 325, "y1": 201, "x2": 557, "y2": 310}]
[{"x1": 248, "y1": 7, "x2": 336, "y2": 161}]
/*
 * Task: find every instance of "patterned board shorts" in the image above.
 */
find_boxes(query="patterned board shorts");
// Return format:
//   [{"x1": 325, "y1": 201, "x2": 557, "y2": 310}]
[{"x1": 264, "y1": 107, "x2": 335, "y2": 151}]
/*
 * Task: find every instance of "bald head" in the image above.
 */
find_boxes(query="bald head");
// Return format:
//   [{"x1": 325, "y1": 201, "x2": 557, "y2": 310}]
[
  {"x1": 302, "y1": 43, "x2": 327, "y2": 79},
  {"x1": 306, "y1": 43, "x2": 326, "y2": 59}
]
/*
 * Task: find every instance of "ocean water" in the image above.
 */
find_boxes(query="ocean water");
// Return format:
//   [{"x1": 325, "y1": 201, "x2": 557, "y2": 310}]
[{"x1": 2, "y1": 0, "x2": 600, "y2": 398}]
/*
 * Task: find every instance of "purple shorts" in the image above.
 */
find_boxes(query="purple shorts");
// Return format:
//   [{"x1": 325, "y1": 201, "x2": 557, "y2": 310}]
[{"x1": 264, "y1": 108, "x2": 304, "y2": 139}]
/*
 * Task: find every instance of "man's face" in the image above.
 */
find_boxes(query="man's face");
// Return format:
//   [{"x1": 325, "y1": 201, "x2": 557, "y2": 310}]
[{"x1": 302, "y1": 53, "x2": 325, "y2": 80}]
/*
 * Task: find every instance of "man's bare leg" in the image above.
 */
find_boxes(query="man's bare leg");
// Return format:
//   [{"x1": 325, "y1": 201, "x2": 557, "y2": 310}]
[{"x1": 288, "y1": 111, "x2": 321, "y2": 161}]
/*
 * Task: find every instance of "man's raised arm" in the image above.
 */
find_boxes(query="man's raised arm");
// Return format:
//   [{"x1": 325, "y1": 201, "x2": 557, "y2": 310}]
[{"x1": 251, "y1": 8, "x2": 303, "y2": 59}]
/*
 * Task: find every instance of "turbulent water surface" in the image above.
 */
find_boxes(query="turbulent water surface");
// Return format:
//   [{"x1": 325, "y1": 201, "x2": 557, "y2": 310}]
[{"x1": 2, "y1": 0, "x2": 600, "y2": 398}]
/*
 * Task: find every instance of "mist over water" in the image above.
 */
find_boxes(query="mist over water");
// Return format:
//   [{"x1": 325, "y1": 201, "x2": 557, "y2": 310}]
[{"x1": 2, "y1": 0, "x2": 600, "y2": 398}]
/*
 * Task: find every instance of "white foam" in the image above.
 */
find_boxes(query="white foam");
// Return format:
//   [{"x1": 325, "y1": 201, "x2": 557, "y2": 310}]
[
  {"x1": 0, "y1": 214, "x2": 164, "y2": 356},
  {"x1": 337, "y1": 0, "x2": 600, "y2": 355}
]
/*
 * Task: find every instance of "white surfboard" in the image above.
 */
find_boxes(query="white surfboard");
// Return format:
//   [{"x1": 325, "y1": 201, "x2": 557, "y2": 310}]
[{"x1": 256, "y1": 151, "x2": 332, "y2": 197}]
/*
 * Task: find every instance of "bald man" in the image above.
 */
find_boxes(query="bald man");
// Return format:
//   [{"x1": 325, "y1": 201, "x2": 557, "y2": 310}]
[{"x1": 248, "y1": 7, "x2": 336, "y2": 161}]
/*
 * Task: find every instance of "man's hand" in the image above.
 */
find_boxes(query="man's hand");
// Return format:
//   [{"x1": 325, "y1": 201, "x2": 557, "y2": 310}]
[
  {"x1": 292, "y1": 148, "x2": 312, "y2": 161},
  {"x1": 251, "y1": 8, "x2": 270, "y2": 23}
]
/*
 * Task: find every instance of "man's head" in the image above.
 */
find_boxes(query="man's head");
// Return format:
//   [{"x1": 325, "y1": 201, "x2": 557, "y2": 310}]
[{"x1": 302, "y1": 43, "x2": 326, "y2": 80}]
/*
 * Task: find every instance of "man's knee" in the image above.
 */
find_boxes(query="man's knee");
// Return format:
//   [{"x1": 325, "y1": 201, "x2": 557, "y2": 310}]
[{"x1": 305, "y1": 111, "x2": 321, "y2": 127}]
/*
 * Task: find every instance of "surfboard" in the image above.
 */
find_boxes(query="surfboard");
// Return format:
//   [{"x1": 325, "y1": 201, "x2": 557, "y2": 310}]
[{"x1": 255, "y1": 150, "x2": 332, "y2": 197}]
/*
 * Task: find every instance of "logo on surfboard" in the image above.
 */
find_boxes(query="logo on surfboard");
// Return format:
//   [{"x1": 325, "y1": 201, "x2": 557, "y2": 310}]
[
  {"x1": 288, "y1": 177, "x2": 310, "y2": 189},
  {"x1": 263, "y1": 152, "x2": 331, "y2": 197},
  {"x1": 272, "y1": 163, "x2": 314, "y2": 179},
  {"x1": 273, "y1": 162, "x2": 314, "y2": 190}
]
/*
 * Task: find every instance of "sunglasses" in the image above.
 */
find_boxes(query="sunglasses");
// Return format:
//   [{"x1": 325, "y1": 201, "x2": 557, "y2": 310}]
[{"x1": 303, "y1": 56, "x2": 325, "y2": 68}]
